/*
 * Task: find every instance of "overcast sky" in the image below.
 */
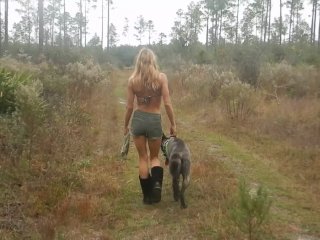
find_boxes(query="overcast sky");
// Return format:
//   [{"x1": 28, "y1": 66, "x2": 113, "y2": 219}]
[
  {"x1": 84, "y1": 0, "x2": 312, "y2": 46},
  {"x1": 87, "y1": 0, "x2": 196, "y2": 45}
]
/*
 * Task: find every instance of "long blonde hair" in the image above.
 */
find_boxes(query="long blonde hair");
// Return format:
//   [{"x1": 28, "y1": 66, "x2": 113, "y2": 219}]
[{"x1": 130, "y1": 48, "x2": 160, "y2": 91}]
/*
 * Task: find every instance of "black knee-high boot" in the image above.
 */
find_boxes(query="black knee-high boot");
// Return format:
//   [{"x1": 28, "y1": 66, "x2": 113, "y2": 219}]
[
  {"x1": 151, "y1": 166, "x2": 163, "y2": 203},
  {"x1": 139, "y1": 175, "x2": 152, "y2": 205}
]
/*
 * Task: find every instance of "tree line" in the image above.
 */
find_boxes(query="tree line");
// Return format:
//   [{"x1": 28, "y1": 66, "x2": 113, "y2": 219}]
[{"x1": 0, "y1": 0, "x2": 319, "y2": 55}]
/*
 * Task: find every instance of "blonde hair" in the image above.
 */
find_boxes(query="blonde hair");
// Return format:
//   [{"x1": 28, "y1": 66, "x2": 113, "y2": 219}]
[{"x1": 130, "y1": 48, "x2": 160, "y2": 91}]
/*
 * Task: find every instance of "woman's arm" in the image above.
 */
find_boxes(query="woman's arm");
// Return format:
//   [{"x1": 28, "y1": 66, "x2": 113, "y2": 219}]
[
  {"x1": 124, "y1": 81, "x2": 135, "y2": 135},
  {"x1": 161, "y1": 73, "x2": 176, "y2": 136}
]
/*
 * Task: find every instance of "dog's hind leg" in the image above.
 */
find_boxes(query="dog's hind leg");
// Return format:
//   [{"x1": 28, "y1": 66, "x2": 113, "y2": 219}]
[
  {"x1": 172, "y1": 177, "x2": 180, "y2": 201},
  {"x1": 180, "y1": 175, "x2": 190, "y2": 209},
  {"x1": 170, "y1": 157, "x2": 181, "y2": 202}
]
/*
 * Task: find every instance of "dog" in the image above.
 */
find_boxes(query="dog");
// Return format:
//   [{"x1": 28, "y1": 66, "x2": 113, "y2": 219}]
[{"x1": 161, "y1": 133, "x2": 191, "y2": 209}]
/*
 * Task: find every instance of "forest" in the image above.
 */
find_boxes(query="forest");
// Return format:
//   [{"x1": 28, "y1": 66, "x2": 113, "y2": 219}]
[
  {"x1": 0, "y1": 0, "x2": 319, "y2": 65},
  {"x1": 0, "y1": 0, "x2": 320, "y2": 239}
]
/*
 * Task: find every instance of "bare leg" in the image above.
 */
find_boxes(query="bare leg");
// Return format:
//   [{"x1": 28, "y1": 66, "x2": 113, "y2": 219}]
[
  {"x1": 133, "y1": 136, "x2": 149, "y2": 178},
  {"x1": 148, "y1": 138, "x2": 161, "y2": 168},
  {"x1": 133, "y1": 136, "x2": 153, "y2": 204}
]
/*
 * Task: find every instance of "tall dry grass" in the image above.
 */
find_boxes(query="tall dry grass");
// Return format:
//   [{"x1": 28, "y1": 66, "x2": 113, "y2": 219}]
[
  {"x1": 168, "y1": 62, "x2": 320, "y2": 196},
  {"x1": 0, "y1": 58, "x2": 123, "y2": 239}
]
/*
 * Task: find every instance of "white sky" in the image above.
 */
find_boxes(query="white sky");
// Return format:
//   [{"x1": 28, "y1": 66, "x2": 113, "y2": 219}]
[
  {"x1": 88, "y1": 0, "x2": 196, "y2": 45},
  {"x1": 85, "y1": 0, "x2": 311, "y2": 46}
]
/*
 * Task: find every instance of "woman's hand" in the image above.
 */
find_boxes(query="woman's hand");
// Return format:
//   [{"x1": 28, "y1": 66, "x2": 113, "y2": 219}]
[
  {"x1": 170, "y1": 124, "x2": 177, "y2": 137},
  {"x1": 124, "y1": 126, "x2": 129, "y2": 136}
]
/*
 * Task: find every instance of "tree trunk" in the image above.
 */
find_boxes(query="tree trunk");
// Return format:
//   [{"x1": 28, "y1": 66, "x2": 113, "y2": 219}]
[
  {"x1": 268, "y1": 0, "x2": 271, "y2": 42},
  {"x1": 311, "y1": 0, "x2": 318, "y2": 44},
  {"x1": 38, "y1": 0, "x2": 44, "y2": 52},
  {"x1": 64, "y1": 0, "x2": 66, "y2": 47},
  {"x1": 0, "y1": 0, "x2": 2, "y2": 56},
  {"x1": 80, "y1": 0, "x2": 83, "y2": 47},
  {"x1": 51, "y1": 1, "x2": 55, "y2": 46},
  {"x1": 318, "y1": 5, "x2": 320, "y2": 47},
  {"x1": 84, "y1": 0, "x2": 87, "y2": 47},
  {"x1": 107, "y1": 0, "x2": 110, "y2": 51},
  {"x1": 289, "y1": 0, "x2": 294, "y2": 43},
  {"x1": 4, "y1": 0, "x2": 8, "y2": 50},
  {"x1": 211, "y1": 17, "x2": 214, "y2": 45},
  {"x1": 236, "y1": 0, "x2": 239, "y2": 44},
  {"x1": 280, "y1": 0, "x2": 282, "y2": 44},
  {"x1": 219, "y1": 9, "x2": 223, "y2": 44},
  {"x1": 316, "y1": 0, "x2": 318, "y2": 43},
  {"x1": 206, "y1": 16, "x2": 209, "y2": 47},
  {"x1": 261, "y1": 0, "x2": 265, "y2": 42},
  {"x1": 58, "y1": 1, "x2": 62, "y2": 47},
  {"x1": 101, "y1": 0, "x2": 104, "y2": 49},
  {"x1": 264, "y1": 0, "x2": 269, "y2": 43},
  {"x1": 215, "y1": 13, "x2": 218, "y2": 44},
  {"x1": 27, "y1": 1, "x2": 31, "y2": 45},
  {"x1": 267, "y1": 0, "x2": 271, "y2": 42}
]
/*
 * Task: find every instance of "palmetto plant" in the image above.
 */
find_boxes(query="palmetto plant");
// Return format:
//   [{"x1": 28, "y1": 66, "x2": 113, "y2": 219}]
[{"x1": 0, "y1": 69, "x2": 31, "y2": 114}]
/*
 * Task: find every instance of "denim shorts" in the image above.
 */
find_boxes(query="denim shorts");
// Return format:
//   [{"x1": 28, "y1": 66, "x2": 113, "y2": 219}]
[{"x1": 131, "y1": 110, "x2": 162, "y2": 139}]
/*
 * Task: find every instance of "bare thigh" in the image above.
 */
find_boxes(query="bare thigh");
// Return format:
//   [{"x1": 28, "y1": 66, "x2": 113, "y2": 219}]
[
  {"x1": 133, "y1": 136, "x2": 149, "y2": 177},
  {"x1": 148, "y1": 138, "x2": 161, "y2": 167},
  {"x1": 133, "y1": 136, "x2": 148, "y2": 158}
]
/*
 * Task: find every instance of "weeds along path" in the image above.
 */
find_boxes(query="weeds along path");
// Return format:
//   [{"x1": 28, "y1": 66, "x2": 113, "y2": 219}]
[
  {"x1": 110, "y1": 70, "x2": 320, "y2": 239},
  {"x1": 174, "y1": 106, "x2": 320, "y2": 239}
]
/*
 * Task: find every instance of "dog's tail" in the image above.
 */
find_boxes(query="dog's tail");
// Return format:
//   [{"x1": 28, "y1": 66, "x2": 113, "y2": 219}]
[{"x1": 169, "y1": 153, "x2": 181, "y2": 178}]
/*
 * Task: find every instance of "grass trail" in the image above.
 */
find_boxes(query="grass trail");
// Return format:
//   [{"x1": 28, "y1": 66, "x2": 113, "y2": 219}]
[
  {"x1": 107, "y1": 69, "x2": 320, "y2": 239},
  {"x1": 110, "y1": 70, "x2": 204, "y2": 239}
]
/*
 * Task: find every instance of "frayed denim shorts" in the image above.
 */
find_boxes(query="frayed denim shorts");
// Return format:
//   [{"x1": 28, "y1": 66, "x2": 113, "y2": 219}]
[{"x1": 131, "y1": 110, "x2": 162, "y2": 139}]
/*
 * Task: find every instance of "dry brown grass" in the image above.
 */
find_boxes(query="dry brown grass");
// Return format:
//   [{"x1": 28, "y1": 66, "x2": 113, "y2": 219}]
[
  {"x1": 257, "y1": 97, "x2": 320, "y2": 147},
  {"x1": 0, "y1": 60, "x2": 126, "y2": 239},
  {"x1": 1, "y1": 61, "x2": 320, "y2": 239},
  {"x1": 169, "y1": 63, "x2": 320, "y2": 194},
  {"x1": 167, "y1": 64, "x2": 320, "y2": 238}
]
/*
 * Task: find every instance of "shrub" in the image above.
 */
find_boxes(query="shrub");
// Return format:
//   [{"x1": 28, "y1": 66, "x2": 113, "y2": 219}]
[
  {"x1": 183, "y1": 64, "x2": 220, "y2": 101},
  {"x1": 0, "y1": 69, "x2": 32, "y2": 114},
  {"x1": 0, "y1": 69, "x2": 17, "y2": 114},
  {"x1": 15, "y1": 79, "x2": 47, "y2": 158},
  {"x1": 233, "y1": 46, "x2": 261, "y2": 87},
  {"x1": 178, "y1": 64, "x2": 237, "y2": 102},
  {"x1": 219, "y1": 78, "x2": 260, "y2": 121},
  {"x1": 259, "y1": 62, "x2": 320, "y2": 99},
  {"x1": 66, "y1": 58, "x2": 105, "y2": 87},
  {"x1": 230, "y1": 179, "x2": 272, "y2": 240},
  {"x1": 64, "y1": 59, "x2": 106, "y2": 101}
]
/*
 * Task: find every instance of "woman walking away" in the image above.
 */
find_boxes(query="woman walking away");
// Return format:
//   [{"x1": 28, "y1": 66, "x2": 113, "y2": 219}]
[{"x1": 124, "y1": 48, "x2": 176, "y2": 204}]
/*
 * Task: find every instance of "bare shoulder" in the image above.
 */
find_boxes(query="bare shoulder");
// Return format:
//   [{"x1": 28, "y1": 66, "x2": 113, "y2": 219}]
[
  {"x1": 128, "y1": 77, "x2": 134, "y2": 87},
  {"x1": 159, "y1": 72, "x2": 168, "y2": 83}
]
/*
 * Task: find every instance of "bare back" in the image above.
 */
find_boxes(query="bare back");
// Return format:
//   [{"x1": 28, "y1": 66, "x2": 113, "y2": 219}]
[{"x1": 128, "y1": 73, "x2": 170, "y2": 114}]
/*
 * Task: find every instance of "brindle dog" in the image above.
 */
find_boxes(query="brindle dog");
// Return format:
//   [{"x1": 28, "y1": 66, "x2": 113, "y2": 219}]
[{"x1": 161, "y1": 133, "x2": 191, "y2": 209}]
